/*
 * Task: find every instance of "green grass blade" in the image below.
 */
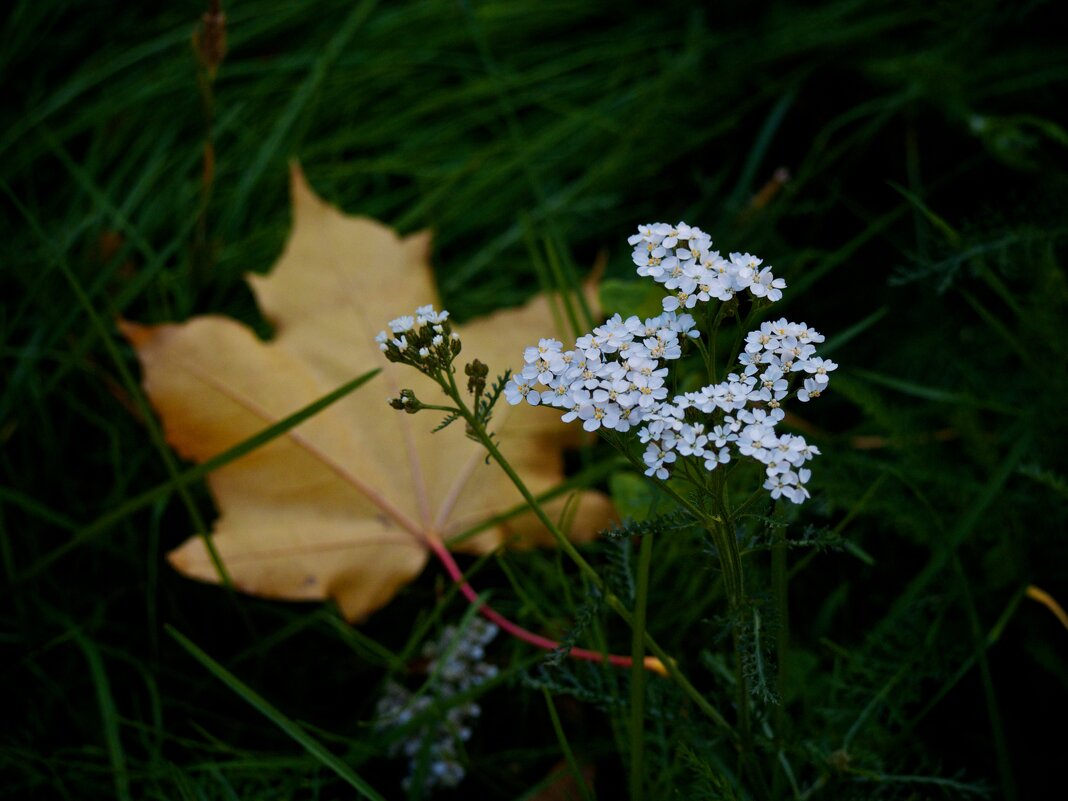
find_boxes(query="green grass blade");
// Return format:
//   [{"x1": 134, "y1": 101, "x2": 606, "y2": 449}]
[
  {"x1": 542, "y1": 688, "x2": 596, "y2": 801},
  {"x1": 0, "y1": 27, "x2": 184, "y2": 158},
  {"x1": 22, "y1": 367, "x2": 379, "y2": 578},
  {"x1": 724, "y1": 92, "x2": 795, "y2": 214},
  {"x1": 628, "y1": 531, "x2": 654, "y2": 801},
  {"x1": 74, "y1": 633, "x2": 132, "y2": 801},
  {"x1": 850, "y1": 368, "x2": 1019, "y2": 414},
  {"x1": 167, "y1": 627, "x2": 388, "y2": 801},
  {"x1": 223, "y1": 0, "x2": 381, "y2": 233},
  {"x1": 2, "y1": 179, "x2": 236, "y2": 587},
  {"x1": 0, "y1": 486, "x2": 78, "y2": 532},
  {"x1": 880, "y1": 431, "x2": 1032, "y2": 633}
]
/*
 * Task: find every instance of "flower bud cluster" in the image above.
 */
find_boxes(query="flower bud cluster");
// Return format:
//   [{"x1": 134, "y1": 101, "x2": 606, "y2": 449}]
[
  {"x1": 503, "y1": 311, "x2": 700, "y2": 432},
  {"x1": 375, "y1": 619, "x2": 499, "y2": 792},
  {"x1": 388, "y1": 388, "x2": 422, "y2": 414},
  {"x1": 376, "y1": 304, "x2": 461, "y2": 371},
  {"x1": 629, "y1": 222, "x2": 786, "y2": 311},
  {"x1": 638, "y1": 319, "x2": 836, "y2": 504},
  {"x1": 464, "y1": 359, "x2": 489, "y2": 397}
]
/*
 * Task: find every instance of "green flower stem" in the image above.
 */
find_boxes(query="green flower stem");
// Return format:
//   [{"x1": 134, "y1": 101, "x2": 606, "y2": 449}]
[
  {"x1": 606, "y1": 394, "x2": 764, "y2": 795},
  {"x1": 731, "y1": 486, "x2": 769, "y2": 519},
  {"x1": 444, "y1": 371, "x2": 736, "y2": 736},
  {"x1": 707, "y1": 299, "x2": 732, "y2": 382},
  {"x1": 542, "y1": 689, "x2": 596, "y2": 801},
  {"x1": 720, "y1": 303, "x2": 760, "y2": 382},
  {"x1": 610, "y1": 440, "x2": 721, "y2": 529},
  {"x1": 615, "y1": 425, "x2": 766, "y2": 794},
  {"x1": 416, "y1": 403, "x2": 457, "y2": 413},
  {"x1": 772, "y1": 518, "x2": 789, "y2": 799},
  {"x1": 708, "y1": 522, "x2": 745, "y2": 611},
  {"x1": 629, "y1": 530, "x2": 654, "y2": 801},
  {"x1": 706, "y1": 518, "x2": 750, "y2": 725},
  {"x1": 708, "y1": 471, "x2": 771, "y2": 801}
]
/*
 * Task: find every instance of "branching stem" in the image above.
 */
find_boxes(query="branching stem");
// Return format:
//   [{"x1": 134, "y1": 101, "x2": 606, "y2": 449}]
[
  {"x1": 443, "y1": 369, "x2": 737, "y2": 736},
  {"x1": 424, "y1": 534, "x2": 664, "y2": 673}
]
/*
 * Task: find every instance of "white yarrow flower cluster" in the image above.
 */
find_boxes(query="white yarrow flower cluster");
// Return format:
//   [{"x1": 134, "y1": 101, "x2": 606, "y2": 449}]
[
  {"x1": 375, "y1": 619, "x2": 499, "y2": 791},
  {"x1": 629, "y1": 222, "x2": 786, "y2": 311},
  {"x1": 376, "y1": 304, "x2": 453, "y2": 351},
  {"x1": 638, "y1": 318, "x2": 836, "y2": 504},
  {"x1": 504, "y1": 311, "x2": 700, "y2": 433},
  {"x1": 506, "y1": 222, "x2": 838, "y2": 505},
  {"x1": 375, "y1": 304, "x2": 463, "y2": 376}
]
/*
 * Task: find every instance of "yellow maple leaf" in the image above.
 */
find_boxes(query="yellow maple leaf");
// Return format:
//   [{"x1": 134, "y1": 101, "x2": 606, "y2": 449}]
[{"x1": 121, "y1": 165, "x2": 613, "y2": 621}]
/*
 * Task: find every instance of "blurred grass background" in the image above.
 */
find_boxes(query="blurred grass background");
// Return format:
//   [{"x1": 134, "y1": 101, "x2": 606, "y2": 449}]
[{"x1": 2, "y1": 0, "x2": 1067, "y2": 798}]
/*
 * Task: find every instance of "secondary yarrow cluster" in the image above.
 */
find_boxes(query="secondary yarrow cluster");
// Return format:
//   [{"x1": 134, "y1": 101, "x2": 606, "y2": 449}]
[
  {"x1": 503, "y1": 311, "x2": 700, "y2": 433},
  {"x1": 505, "y1": 223, "x2": 838, "y2": 504},
  {"x1": 629, "y1": 222, "x2": 786, "y2": 311},
  {"x1": 375, "y1": 619, "x2": 499, "y2": 791},
  {"x1": 376, "y1": 304, "x2": 461, "y2": 371},
  {"x1": 639, "y1": 318, "x2": 835, "y2": 504}
]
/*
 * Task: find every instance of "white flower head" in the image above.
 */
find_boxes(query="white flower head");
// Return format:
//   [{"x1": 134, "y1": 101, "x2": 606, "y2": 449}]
[{"x1": 502, "y1": 225, "x2": 832, "y2": 504}]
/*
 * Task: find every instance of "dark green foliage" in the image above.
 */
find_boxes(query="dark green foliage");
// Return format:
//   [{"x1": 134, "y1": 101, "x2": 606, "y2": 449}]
[
  {"x1": 3, "y1": 0, "x2": 1067, "y2": 798},
  {"x1": 432, "y1": 410, "x2": 462, "y2": 433},
  {"x1": 603, "y1": 509, "x2": 696, "y2": 542},
  {"x1": 474, "y1": 369, "x2": 511, "y2": 429},
  {"x1": 542, "y1": 583, "x2": 605, "y2": 669}
]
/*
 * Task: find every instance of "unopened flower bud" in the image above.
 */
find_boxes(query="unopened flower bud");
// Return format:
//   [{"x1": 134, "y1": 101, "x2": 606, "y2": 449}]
[
  {"x1": 192, "y1": 1, "x2": 227, "y2": 77},
  {"x1": 465, "y1": 359, "x2": 489, "y2": 395},
  {"x1": 388, "y1": 389, "x2": 422, "y2": 413}
]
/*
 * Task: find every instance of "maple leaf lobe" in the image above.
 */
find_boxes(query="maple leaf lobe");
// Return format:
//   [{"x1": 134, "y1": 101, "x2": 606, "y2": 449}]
[{"x1": 124, "y1": 164, "x2": 613, "y2": 621}]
